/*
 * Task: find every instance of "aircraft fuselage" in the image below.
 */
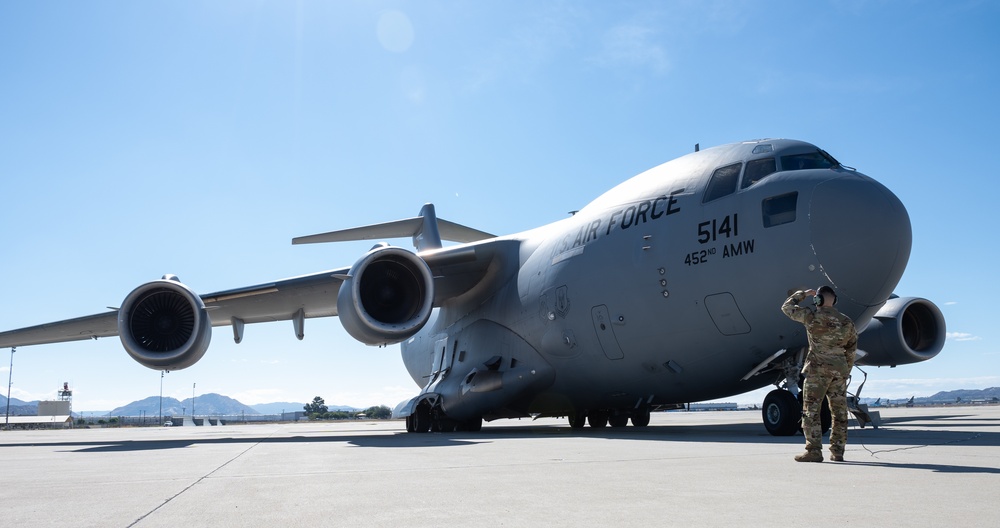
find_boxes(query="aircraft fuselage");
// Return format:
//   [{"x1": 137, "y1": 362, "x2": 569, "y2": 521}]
[{"x1": 401, "y1": 139, "x2": 913, "y2": 421}]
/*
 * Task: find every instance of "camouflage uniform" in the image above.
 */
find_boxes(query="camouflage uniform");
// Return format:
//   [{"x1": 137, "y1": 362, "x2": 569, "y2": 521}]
[{"x1": 782, "y1": 290, "x2": 858, "y2": 459}]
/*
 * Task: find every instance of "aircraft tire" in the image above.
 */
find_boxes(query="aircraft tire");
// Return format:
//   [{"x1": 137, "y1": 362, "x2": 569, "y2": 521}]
[
  {"x1": 609, "y1": 413, "x2": 629, "y2": 427},
  {"x1": 412, "y1": 405, "x2": 432, "y2": 433},
  {"x1": 762, "y1": 389, "x2": 800, "y2": 436},
  {"x1": 588, "y1": 410, "x2": 609, "y2": 428},
  {"x1": 568, "y1": 412, "x2": 586, "y2": 429},
  {"x1": 631, "y1": 409, "x2": 651, "y2": 427},
  {"x1": 433, "y1": 418, "x2": 456, "y2": 433},
  {"x1": 822, "y1": 400, "x2": 832, "y2": 433},
  {"x1": 796, "y1": 392, "x2": 832, "y2": 434}
]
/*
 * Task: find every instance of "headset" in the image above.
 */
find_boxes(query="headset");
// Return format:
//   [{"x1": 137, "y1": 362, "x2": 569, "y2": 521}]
[{"x1": 813, "y1": 285, "x2": 837, "y2": 306}]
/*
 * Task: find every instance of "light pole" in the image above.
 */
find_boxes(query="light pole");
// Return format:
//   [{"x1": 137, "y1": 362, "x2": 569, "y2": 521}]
[
  {"x1": 191, "y1": 382, "x2": 195, "y2": 418},
  {"x1": 4, "y1": 348, "x2": 14, "y2": 430},
  {"x1": 159, "y1": 371, "x2": 164, "y2": 425}
]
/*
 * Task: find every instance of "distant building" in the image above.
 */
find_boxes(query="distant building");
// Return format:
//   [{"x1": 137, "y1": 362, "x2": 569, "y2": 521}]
[
  {"x1": 4, "y1": 415, "x2": 73, "y2": 429},
  {"x1": 688, "y1": 402, "x2": 739, "y2": 411},
  {"x1": 38, "y1": 401, "x2": 71, "y2": 416}
]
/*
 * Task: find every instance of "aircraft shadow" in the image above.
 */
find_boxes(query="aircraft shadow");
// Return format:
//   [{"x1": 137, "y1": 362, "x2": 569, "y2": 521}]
[
  {"x1": 2, "y1": 413, "x2": 997, "y2": 453},
  {"x1": 838, "y1": 460, "x2": 1000, "y2": 474}
]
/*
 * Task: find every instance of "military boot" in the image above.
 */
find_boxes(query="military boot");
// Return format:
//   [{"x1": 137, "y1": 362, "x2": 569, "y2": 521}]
[
  {"x1": 794, "y1": 450, "x2": 823, "y2": 462},
  {"x1": 830, "y1": 453, "x2": 844, "y2": 462}
]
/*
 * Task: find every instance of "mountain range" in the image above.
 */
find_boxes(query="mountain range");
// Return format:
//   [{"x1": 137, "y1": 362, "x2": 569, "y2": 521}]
[
  {"x1": 1, "y1": 393, "x2": 361, "y2": 417},
  {"x1": 4, "y1": 388, "x2": 998, "y2": 417}
]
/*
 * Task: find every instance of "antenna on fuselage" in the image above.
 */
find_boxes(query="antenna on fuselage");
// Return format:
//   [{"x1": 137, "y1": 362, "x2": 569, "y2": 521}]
[{"x1": 695, "y1": 143, "x2": 700, "y2": 152}]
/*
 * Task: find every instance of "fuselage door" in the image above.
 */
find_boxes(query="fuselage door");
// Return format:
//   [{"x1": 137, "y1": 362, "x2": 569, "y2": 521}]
[
  {"x1": 591, "y1": 305, "x2": 625, "y2": 360},
  {"x1": 704, "y1": 293, "x2": 751, "y2": 335}
]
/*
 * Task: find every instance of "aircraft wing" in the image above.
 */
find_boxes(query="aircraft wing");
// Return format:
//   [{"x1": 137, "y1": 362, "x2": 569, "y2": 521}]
[
  {"x1": 199, "y1": 237, "x2": 508, "y2": 328},
  {"x1": 0, "y1": 269, "x2": 350, "y2": 349},
  {"x1": 0, "y1": 240, "x2": 508, "y2": 350},
  {"x1": 0, "y1": 311, "x2": 120, "y2": 347},
  {"x1": 200, "y1": 268, "x2": 349, "y2": 325}
]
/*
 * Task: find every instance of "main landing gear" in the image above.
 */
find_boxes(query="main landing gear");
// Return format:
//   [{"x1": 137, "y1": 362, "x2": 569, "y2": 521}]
[
  {"x1": 404, "y1": 401, "x2": 482, "y2": 433},
  {"x1": 568, "y1": 408, "x2": 651, "y2": 429},
  {"x1": 749, "y1": 348, "x2": 830, "y2": 437}
]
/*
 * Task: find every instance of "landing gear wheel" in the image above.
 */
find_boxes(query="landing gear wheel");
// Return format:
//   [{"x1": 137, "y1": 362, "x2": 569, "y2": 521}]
[
  {"x1": 631, "y1": 409, "x2": 651, "y2": 427},
  {"x1": 588, "y1": 410, "x2": 609, "y2": 428},
  {"x1": 609, "y1": 412, "x2": 629, "y2": 428},
  {"x1": 762, "y1": 389, "x2": 800, "y2": 436},
  {"x1": 797, "y1": 392, "x2": 832, "y2": 434},
  {"x1": 433, "y1": 418, "x2": 457, "y2": 433},
  {"x1": 411, "y1": 404, "x2": 432, "y2": 433},
  {"x1": 568, "y1": 412, "x2": 587, "y2": 429},
  {"x1": 822, "y1": 400, "x2": 832, "y2": 434}
]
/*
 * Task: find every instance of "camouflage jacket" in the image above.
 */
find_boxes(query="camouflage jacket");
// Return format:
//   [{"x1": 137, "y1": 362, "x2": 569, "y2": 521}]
[{"x1": 781, "y1": 290, "x2": 858, "y2": 374}]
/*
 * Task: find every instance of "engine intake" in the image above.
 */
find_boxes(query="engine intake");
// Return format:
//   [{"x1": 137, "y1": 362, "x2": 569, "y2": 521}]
[
  {"x1": 338, "y1": 246, "x2": 434, "y2": 346},
  {"x1": 118, "y1": 276, "x2": 212, "y2": 370},
  {"x1": 857, "y1": 297, "x2": 945, "y2": 367}
]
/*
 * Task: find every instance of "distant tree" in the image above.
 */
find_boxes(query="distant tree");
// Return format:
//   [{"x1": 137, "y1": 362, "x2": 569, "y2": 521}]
[
  {"x1": 304, "y1": 396, "x2": 328, "y2": 415},
  {"x1": 363, "y1": 405, "x2": 392, "y2": 420}
]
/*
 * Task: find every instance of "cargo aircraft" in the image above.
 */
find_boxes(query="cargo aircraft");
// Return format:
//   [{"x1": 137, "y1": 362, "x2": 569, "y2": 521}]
[{"x1": 0, "y1": 139, "x2": 946, "y2": 435}]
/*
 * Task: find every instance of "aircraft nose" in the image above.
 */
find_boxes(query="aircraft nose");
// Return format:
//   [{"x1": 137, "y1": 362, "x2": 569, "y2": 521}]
[{"x1": 809, "y1": 174, "x2": 912, "y2": 307}]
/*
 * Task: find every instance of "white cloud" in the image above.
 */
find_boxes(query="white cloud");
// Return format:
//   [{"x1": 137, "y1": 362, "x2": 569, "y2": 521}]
[
  {"x1": 230, "y1": 388, "x2": 287, "y2": 405},
  {"x1": 591, "y1": 23, "x2": 670, "y2": 75},
  {"x1": 8, "y1": 387, "x2": 56, "y2": 402},
  {"x1": 947, "y1": 332, "x2": 981, "y2": 342}
]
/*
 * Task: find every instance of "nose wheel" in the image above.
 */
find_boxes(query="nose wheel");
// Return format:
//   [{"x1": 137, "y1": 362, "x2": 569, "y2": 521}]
[
  {"x1": 762, "y1": 388, "x2": 831, "y2": 436},
  {"x1": 762, "y1": 389, "x2": 800, "y2": 436}
]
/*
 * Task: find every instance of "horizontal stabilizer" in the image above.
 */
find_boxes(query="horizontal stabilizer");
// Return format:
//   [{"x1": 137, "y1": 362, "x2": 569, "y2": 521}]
[{"x1": 293, "y1": 203, "x2": 495, "y2": 252}]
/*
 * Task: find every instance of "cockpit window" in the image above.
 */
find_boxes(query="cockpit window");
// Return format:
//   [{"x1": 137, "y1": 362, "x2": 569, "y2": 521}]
[
  {"x1": 741, "y1": 158, "x2": 776, "y2": 189},
  {"x1": 779, "y1": 150, "x2": 840, "y2": 171},
  {"x1": 703, "y1": 162, "x2": 741, "y2": 203}
]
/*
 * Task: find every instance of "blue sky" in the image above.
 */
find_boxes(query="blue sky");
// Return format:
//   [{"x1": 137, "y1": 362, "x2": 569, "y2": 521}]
[{"x1": 1, "y1": 1, "x2": 996, "y2": 412}]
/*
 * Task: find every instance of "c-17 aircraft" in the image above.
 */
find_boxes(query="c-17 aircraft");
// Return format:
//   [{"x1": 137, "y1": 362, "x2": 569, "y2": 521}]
[{"x1": 0, "y1": 139, "x2": 946, "y2": 435}]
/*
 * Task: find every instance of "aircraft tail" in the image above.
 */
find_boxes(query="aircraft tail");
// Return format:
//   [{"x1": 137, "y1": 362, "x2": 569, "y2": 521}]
[{"x1": 292, "y1": 203, "x2": 495, "y2": 252}]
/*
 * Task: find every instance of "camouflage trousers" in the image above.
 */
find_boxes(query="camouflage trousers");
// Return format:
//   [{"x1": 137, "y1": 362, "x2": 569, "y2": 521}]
[{"x1": 801, "y1": 364, "x2": 849, "y2": 455}]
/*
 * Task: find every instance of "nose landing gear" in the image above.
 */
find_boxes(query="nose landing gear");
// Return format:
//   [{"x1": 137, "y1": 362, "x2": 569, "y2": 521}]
[
  {"x1": 762, "y1": 388, "x2": 832, "y2": 437},
  {"x1": 762, "y1": 389, "x2": 800, "y2": 436}
]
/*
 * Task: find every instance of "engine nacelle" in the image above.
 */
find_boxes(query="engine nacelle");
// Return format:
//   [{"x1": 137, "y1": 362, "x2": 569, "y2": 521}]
[
  {"x1": 338, "y1": 246, "x2": 434, "y2": 346},
  {"x1": 118, "y1": 276, "x2": 212, "y2": 371},
  {"x1": 857, "y1": 297, "x2": 945, "y2": 367}
]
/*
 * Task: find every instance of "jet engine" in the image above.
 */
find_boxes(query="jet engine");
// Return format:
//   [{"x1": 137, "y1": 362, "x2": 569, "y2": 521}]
[
  {"x1": 118, "y1": 276, "x2": 212, "y2": 371},
  {"x1": 857, "y1": 297, "x2": 945, "y2": 367},
  {"x1": 338, "y1": 245, "x2": 435, "y2": 346}
]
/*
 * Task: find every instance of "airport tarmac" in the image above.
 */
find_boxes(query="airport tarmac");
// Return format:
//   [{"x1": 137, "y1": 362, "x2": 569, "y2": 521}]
[{"x1": 1, "y1": 406, "x2": 998, "y2": 528}]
